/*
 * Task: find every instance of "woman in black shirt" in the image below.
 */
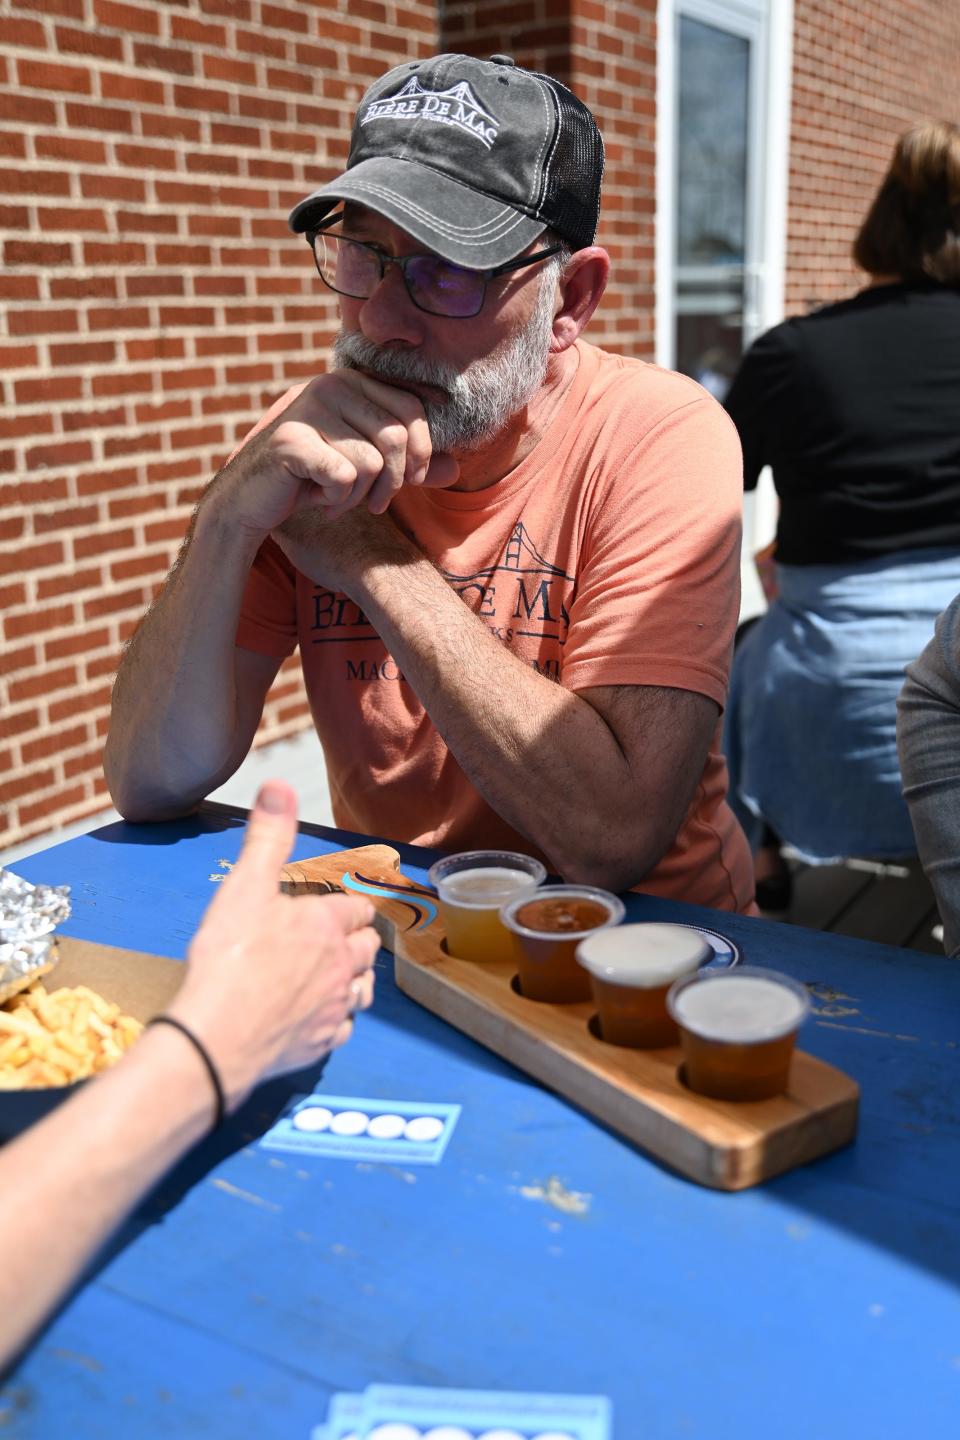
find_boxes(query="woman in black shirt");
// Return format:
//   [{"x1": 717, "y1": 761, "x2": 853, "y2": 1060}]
[{"x1": 722, "y1": 120, "x2": 960, "y2": 903}]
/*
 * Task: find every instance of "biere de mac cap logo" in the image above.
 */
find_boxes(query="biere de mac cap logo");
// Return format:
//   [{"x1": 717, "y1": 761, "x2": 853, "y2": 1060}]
[{"x1": 361, "y1": 76, "x2": 501, "y2": 150}]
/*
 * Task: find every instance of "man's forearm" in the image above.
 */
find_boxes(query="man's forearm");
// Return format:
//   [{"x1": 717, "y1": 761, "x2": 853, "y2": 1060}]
[
  {"x1": 354, "y1": 553, "x2": 647, "y2": 886},
  {"x1": 104, "y1": 507, "x2": 262, "y2": 820}
]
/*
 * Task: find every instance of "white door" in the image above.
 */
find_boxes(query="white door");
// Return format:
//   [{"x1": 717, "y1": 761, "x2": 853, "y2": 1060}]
[{"x1": 657, "y1": 0, "x2": 793, "y2": 615}]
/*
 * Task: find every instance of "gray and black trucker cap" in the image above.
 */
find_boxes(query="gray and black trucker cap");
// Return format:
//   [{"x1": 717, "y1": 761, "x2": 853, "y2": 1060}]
[{"x1": 287, "y1": 53, "x2": 605, "y2": 268}]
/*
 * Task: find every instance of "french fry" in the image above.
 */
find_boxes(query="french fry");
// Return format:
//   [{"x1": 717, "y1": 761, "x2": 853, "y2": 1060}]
[{"x1": 0, "y1": 982, "x2": 143, "y2": 1089}]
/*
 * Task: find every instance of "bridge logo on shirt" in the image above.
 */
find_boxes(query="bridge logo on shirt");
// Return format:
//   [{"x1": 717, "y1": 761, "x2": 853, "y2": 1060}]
[
  {"x1": 309, "y1": 523, "x2": 575, "y2": 684},
  {"x1": 361, "y1": 77, "x2": 500, "y2": 150}
]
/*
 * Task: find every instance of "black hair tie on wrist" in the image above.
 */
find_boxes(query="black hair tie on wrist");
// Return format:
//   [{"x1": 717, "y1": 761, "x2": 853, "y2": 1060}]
[{"x1": 147, "y1": 1015, "x2": 226, "y2": 1130}]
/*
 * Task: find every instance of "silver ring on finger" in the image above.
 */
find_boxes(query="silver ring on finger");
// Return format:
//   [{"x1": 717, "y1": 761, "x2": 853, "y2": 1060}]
[{"x1": 348, "y1": 975, "x2": 363, "y2": 1016}]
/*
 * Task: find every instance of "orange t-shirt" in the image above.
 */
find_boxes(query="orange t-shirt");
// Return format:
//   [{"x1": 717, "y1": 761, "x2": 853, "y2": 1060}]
[{"x1": 236, "y1": 340, "x2": 754, "y2": 912}]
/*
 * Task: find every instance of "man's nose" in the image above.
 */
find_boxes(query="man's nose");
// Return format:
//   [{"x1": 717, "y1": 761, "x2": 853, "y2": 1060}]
[{"x1": 357, "y1": 260, "x2": 424, "y2": 347}]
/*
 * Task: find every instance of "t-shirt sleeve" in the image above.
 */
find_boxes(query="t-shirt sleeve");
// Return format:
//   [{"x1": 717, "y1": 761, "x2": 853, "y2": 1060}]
[
  {"x1": 723, "y1": 321, "x2": 800, "y2": 490},
  {"x1": 235, "y1": 536, "x2": 299, "y2": 659},
  {"x1": 560, "y1": 389, "x2": 743, "y2": 710}
]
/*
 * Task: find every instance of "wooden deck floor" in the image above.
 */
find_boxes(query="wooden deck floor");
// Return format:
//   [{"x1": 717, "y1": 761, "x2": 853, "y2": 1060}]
[{"x1": 761, "y1": 854, "x2": 945, "y2": 954}]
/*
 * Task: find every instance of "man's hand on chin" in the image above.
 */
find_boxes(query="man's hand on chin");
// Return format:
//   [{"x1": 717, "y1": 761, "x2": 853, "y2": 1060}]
[{"x1": 272, "y1": 504, "x2": 418, "y2": 594}]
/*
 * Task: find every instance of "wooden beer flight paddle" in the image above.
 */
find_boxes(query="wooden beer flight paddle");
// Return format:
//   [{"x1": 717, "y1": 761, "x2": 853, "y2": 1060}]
[{"x1": 280, "y1": 846, "x2": 859, "y2": 1190}]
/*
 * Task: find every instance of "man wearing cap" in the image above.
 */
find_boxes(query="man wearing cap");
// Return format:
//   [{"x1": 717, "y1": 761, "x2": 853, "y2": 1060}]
[{"x1": 105, "y1": 54, "x2": 754, "y2": 913}]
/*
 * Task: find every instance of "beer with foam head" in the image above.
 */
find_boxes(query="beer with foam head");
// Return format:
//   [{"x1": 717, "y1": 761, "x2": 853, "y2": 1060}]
[
  {"x1": 667, "y1": 967, "x2": 810, "y2": 1100},
  {"x1": 576, "y1": 923, "x2": 709, "y2": 1047}
]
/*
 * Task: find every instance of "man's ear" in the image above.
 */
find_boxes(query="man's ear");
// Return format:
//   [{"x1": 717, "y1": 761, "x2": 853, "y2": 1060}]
[{"x1": 551, "y1": 247, "x2": 611, "y2": 352}]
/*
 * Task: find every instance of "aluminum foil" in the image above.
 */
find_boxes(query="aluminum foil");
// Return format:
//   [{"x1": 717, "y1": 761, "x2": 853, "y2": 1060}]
[{"x1": 0, "y1": 868, "x2": 72, "y2": 1005}]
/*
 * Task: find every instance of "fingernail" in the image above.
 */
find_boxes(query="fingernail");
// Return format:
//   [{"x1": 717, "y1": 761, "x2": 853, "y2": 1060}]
[{"x1": 257, "y1": 781, "x2": 293, "y2": 814}]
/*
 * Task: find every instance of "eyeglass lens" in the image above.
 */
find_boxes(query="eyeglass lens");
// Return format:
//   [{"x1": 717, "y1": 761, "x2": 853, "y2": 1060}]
[{"x1": 317, "y1": 232, "x2": 485, "y2": 318}]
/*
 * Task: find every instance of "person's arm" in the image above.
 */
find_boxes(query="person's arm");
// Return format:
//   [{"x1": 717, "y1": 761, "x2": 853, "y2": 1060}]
[
  {"x1": 723, "y1": 321, "x2": 800, "y2": 492},
  {"x1": 897, "y1": 598, "x2": 960, "y2": 957},
  {"x1": 104, "y1": 373, "x2": 457, "y2": 822},
  {"x1": 0, "y1": 781, "x2": 378, "y2": 1370}
]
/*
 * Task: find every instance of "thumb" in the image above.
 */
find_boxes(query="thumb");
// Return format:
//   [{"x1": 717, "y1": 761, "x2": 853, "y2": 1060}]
[
  {"x1": 231, "y1": 780, "x2": 298, "y2": 888},
  {"x1": 421, "y1": 452, "x2": 460, "y2": 489}
]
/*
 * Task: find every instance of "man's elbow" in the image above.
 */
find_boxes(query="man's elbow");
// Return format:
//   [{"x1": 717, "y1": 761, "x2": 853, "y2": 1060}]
[{"x1": 551, "y1": 832, "x2": 661, "y2": 895}]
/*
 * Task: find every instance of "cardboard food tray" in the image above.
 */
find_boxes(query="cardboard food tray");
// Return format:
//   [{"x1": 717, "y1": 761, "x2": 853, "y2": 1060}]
[
  {"x1": 0, "y1": 936, "x2": 183, "y2": 1140},
  {"x1": 282, "y1": 845, "x2": 860, "y2": 1191}
]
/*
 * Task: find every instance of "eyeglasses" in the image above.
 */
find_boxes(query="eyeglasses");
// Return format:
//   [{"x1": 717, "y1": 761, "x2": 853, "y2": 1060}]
[{"x1": 306, "y1": 215, "x2": 562, "y2": 319}]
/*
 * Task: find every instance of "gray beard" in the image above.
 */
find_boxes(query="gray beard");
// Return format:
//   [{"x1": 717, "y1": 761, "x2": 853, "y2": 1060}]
[{"x1": 332, "y1": 271, "x2": 557, "y2": 453}]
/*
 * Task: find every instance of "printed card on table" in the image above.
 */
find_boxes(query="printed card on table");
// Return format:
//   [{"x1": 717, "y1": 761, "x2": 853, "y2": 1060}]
[
  {"x1": 312, "y1": 1385, "x2": 612, "y2": 1440},
  {"x1": 261, "y1": 1093, "x2": 461, "y2": 1165}
]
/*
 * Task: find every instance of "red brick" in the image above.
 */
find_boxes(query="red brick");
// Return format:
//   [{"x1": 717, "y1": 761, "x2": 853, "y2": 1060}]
[
  {"x1": 34, "y1": 504, "x2": 101, "y2": 534},
  {"x1": 16, "y1": 377, "x2": 86, "y2": 410},
  {"x1": 94, "y1": 0, "x2": 160, "y2": 35},
  {"x1": 140, "y1": 112, "x2": 202, "y2": 142},
  {"x1": 0, "y1": 539, "x2": 65, "y2": 577},
  {"x1": 102, "y1": 432, "x2": 162, "y2": 458},
  {"x1": 4, "y1": 239, "x2": 72, "y2": 266},
  {"x1": 111, "y1": 550, "x2": 172, "y2": 581},
  {"x1": 37, "y1": 568, "x2": 104, "y2": 601},
  {"x1": 24, "y1": 439, "x2": 93, "y2": 471},
  {"x1": 49, "y1": 339, "x2": 116, "y2": 366},
  {"x1": 7, "y1": 307, "x2": 79, "y2": 336},
  {"x1": 73, "y1": 524, "x2": 135, "y2": 555},
  {"x1": 2, "y1": 642, "x2": 38, "y2": 674},
  {"x1": 0, "y1": 342, "x2": 39, "y2": 368},
  {"x1": 210, "y1": 122, "x2": 262, "y2": 148},
  {"x1": 4, "y1": 603, "x2": 76, "y2": 640},
  {"x1": 0, "y1": 768, "x2": 57, "y2": 805},
  {"x1": 133, "y1": 398, "x2": 191, "y2": 424},
  {"x1": 17, "y1": 783, "x2": 90, "y2": 828},
  {"x1": 0, "y1": 581, "x2": 27, "y2": 609},
  {"x1": 18, "y1": 58, "x2": 92, "y2": 93},
  {"x1": 35, "y1": 205, "x2": 110, "y2": 232},
  {"x1": 261, "y1": 3, "x2": 308, "y2": 32},
  {"x1": 0, "y1": 168, "x2": 71, "y2": 197},
  {"x1": 0, "y1": 16, "x2": 47, "y2": 46},
  {"x1": 125, "y1": 338, "x2": 185, "y2": 366},
  {"x1": 202, "y1": 54, "x2": 257, "y2": 86},
  {"x1": 83, "y1": 586, "x2": 147, "y2": 619},
  {"x1": 115, "y1": 209, "x2": 179, "y2": 236},
  {"x1": 125, "y1": 274, "x2": 185, "y2": 298},
  {"x1": 235, "y1": 26, "x2": 285, "y2": 59},
  {"x1": 114, "y1": 143, "x2": 180, "y2": 172},
  {"x1": 133, "y1": 41, "x2": 196, "y2": 76},
  {"x1": 0, "y1": 94, "x2": 56, "y2": 126},
  {"x1": 0, "y1": 515, "x2": 25, "y2": 541},
  {"x1": 74, "y1": 465, "x2": 138, "y2": 496},
  {"x1": 49, "y1": 686, "x2": 112, "y2": 722},
  {"x1": 237, "y1": 93, "x2": 287, "y2": 123},
  {"x1": 146, "y1": 458, "x2": 202, "y2": 484},
  {"x1": 64, "y1": 745, "x2": 108, "y2": 778},
  {"x1": 48, "y1": 276, "x2": 118, "y2": 301},
  {"x1": 87, "y1": 305, "x2": 152, "y2": 332},
  {"x1": 144, "y1": 517, "x2": 190, "y2": 543},
  {"x1": 161, "y1": 366, "x2": 217, "y2": 392},
  {"x1": 0, "y1": 412, "x2": 55, "y2": 440},
  {"x1": 170, "y1": 15, "x2": 227, "y2": 47},
  {"x1": 0, "y1": 475, "x2": 70, "y2": 505},
  {"x1": 55, "y1": 25, "x2": 124, "y2": 61},
  {"x1": 173, "y1": 83, "x2": 231, "y2": 114},
  {"x1": 99, "y1": 74, "x2": 166, "y2": 111},
  {"x1": 168, "y1": 423, "x2": 224, "y2": 451},
  {"x1": 91, "y1": 371, "x2": 153, "y2": 398},
  {"x1": 65, "y1": 102, "x2": 134, "y2": 134},
  {"x1": 0, "y1": 707, "x2": 41, "y2": 740},
  {"x1": 21, "y1": 723, "x2": 90, "y2": 763},
  {"x1": 157, "y1": 304, "x2": 215, "y2": 327},
  {"x1": 83, "y1": 241, "x2": 148, "y2": 266}
]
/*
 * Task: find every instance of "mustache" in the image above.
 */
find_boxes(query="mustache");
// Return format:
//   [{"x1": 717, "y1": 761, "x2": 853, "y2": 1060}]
[{"x1": 333, "y1": 331, "x2": 455, "y2": 399}]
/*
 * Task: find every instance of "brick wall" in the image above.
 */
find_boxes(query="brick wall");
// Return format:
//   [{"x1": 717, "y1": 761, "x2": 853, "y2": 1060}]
[
  {"x1": 0, "y1": 0, "x2": 437, "y2": 851},
  {"x1": 440, "y1": 0, "x2": 659, "y2": 356},
  {"x1": 786, "y1": 0, "x2": 960, "y2": 314}
]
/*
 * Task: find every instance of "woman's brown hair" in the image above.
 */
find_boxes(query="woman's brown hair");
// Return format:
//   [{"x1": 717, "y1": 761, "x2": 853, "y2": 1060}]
[{"x1": 853, "y1": 120, "x2": 960, "y2": 284}]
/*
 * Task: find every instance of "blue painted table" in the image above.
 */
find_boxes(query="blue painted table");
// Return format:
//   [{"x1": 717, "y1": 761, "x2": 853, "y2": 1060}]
[{"x1": 2, "y1": 806, "x2": 959, "y2": 1436}]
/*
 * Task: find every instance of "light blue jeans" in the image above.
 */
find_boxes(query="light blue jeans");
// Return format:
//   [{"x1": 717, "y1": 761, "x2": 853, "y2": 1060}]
[{"x1": 724, "y1": 547, "x2": 960, "y2": 863}]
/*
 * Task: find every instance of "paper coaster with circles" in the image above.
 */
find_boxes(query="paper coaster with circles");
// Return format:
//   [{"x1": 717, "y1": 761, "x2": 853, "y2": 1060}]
[{"x1": 260, "y1": 1094, "x2": 461, "y2": 1165}]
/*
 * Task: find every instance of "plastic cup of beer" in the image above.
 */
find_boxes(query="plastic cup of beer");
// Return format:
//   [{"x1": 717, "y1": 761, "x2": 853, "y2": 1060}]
[
  {"x1": 428, "y1": 850, "x2": 546, "y2": 964},
  {"x1": 500, "y1": 886, "x2": 625, "y2": 1003},
  {"x1": 576, "y1": 923, "x2": 710, "y2": 1047},
  {"x1": 666, "y1": 965, "x2": 811, "y2": 1101}
]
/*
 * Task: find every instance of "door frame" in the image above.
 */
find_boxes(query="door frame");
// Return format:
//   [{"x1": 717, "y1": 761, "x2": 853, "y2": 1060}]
[{"x1": 655, "y1": 0, "x2": 793, "y2": 368}]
